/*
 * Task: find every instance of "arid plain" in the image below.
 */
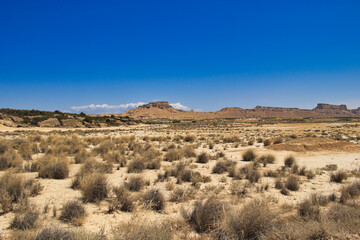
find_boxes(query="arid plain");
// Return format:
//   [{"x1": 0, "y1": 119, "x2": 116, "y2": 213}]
[{"x1": 1, "y1": 117, "x2": 360, "y2": 240}]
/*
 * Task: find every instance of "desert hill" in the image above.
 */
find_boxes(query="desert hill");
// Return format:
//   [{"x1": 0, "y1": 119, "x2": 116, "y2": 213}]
[
  {"x1": 122, "y1": 101, "x2": 360, "y2": 119},
  {"x1": 0, "y1": 108, "x2": 138, "y2": 128}
]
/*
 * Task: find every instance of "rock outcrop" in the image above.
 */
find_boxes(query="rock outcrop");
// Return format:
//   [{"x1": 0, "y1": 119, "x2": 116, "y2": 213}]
[
  {"x1": 121, "y1": 102, "x2": 360, "y2": 119},
  {"x1": 38, "y1": 118, "x2": 61, "y2": 127},
  {"x1": 61, "y1": 119, "x2": 84, "y2": 128}
]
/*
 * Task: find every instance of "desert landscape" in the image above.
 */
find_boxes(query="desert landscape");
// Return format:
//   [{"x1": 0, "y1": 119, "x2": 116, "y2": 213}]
[
  {"x1": 2, "y1": 1, "x2": 360, "y2": 239},
  {"x1": 1, "y1": 102, "x2": 360, "y2": 239}
]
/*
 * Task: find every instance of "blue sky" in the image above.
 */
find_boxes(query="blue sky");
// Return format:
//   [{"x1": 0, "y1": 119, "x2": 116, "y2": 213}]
[{"x1": 1, "y1": 1, "x2": 360, "y2": 113}]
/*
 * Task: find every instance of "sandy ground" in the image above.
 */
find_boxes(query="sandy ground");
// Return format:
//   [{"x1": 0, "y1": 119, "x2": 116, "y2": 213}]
[{"x1": 0, "y1": 122, "x2": 360, "y2": 237}]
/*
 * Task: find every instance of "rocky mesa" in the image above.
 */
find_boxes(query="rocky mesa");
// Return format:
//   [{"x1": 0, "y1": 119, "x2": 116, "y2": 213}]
[{"x1": 121, "y1": 101, "x2": 360, "y2": 119}]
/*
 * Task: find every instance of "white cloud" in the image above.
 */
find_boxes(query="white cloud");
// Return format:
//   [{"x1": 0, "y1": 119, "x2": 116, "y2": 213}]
[
  {"x1": 70, "y1": 102, "x2": 146, "y2": 113},
  {"x1": 70, "y1": 101, "x2": 193, "y2": 114},
  {"x1": 170, "y1": 102, "x2": 191, "y2": 111}
]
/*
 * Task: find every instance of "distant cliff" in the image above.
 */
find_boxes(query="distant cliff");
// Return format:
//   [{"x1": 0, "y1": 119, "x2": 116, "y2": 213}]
[{"x1": 122, "y1": 102, "x2": 360, "y2": 119}]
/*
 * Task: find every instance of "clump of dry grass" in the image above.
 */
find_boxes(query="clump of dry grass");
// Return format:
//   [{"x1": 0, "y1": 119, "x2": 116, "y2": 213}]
[
  {"x1": 185, "y1": 197, "x2": 226, "y2": 233},
  {"x1": 246, "y1": 168, "x2": 261, "y2": 183},
  {"x1": 212, "y1": 160, "x2": 235, "y2": 174},
  {"x1": 108, "y1": 186, "x2": 134, "y2": 213},
  {"x1": 112, "y1": 221, "x2": 173, "y2": 240},
  {"x1": 242, "y1": 149, "x2": 256, "y2": 161},
  {"x1": 59, "y1": 201, "x2": 86, "y2": 225},
  {"x1": 197, "y1": 152, "x2": 209, "y2": 163},
  {"x1": 0, "y1": 149, "x2": 23, "y2": 171},
  {"x1": 143, "y1": 188, "x2": 165, "y2": 212},
  {"x1": 284, "y1": 156, "x2": 296, "y2": 168},
  {"x1": 273, "y1": 137, "x2": 283, "y2": 144},
  {"x1": 298, "y1": 198, "x2": 320, "y2": 220},
  {"x1": 0, "y1": 172, "x2": 39, "y2": 213},
  {"x1": 92, "y1": 140, "x2": 115, "y2": 157},
  {"x1": 125, "y1": 175, "x2": 145, "y2": 192},
  {"x1": 263, "y1": 139, "x2": 272, "y2": 146},
  {"x1": 275, "y1": 179, "x2": 283, "y2": 190},
  {"x1": 220, "y1": 199, "x2": 277, "y2": 240},
  {"x1": 37, "y1": 157, "x2": 69, "y2": 179},
  {"x1": 74, "y1": 149, "x2": 91, "y2": 164},
  {"x1": 330, "y1": 171, "x2": 348, "y2": 183},
  {"x1": 184, "y1": 134, "x2": 196, "y2": 142},
  {"x1": 80, "y1": 173, "x2": 108, "y2": 203},
  {"x1": 34, "y1": 226, "x2": 72, "y2": 240},
  {"x1": 285, "y1": 175, "x2": 300, "y2": 191},
  {"x1": 127, "y1": 159, "x2": 145, "y2": 173},
  {"x1": 164, "y1": 149, "x2": 183, "y2": 161},
  {"x1": 170, "y1": 186, "x2": 196, "y2": 202},
  {"x1": 259, "y1": 154, "x2": 275, "y2": 166},
  {"x1": 340, "y1": 181, "x2": 360, "y2": 203},
  {"x1": 223, "y1": 135, "x2": 240, "y2": 143},
  {"x1": 10, "y1": 210, "x2": 39, "y2": 230},
  {"x1": 182, "y1": 145, "x2": 197, "y2": 158},
  {"x1": 230, "y1": 181, "x2": 250, "y2": 197}
]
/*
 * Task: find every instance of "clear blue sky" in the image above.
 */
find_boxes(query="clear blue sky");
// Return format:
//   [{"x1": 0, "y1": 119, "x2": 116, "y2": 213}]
[{"x1": 1, "y1": 1, "x2": 360, "y2": 113}]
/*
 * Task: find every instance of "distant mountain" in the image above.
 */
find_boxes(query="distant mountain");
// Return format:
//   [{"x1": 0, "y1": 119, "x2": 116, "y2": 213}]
[{"x1": 121, "y1": 101, "x2": 360, "y2": 119}]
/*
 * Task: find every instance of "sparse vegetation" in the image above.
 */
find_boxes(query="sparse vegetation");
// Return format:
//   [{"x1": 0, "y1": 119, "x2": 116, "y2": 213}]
[{"x1": 242, "y1": 149, "x2": 256, "y2": 161}]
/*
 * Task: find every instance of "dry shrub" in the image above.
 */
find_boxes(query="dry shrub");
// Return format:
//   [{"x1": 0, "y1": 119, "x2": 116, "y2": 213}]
[
  {"x1": 104, "y1": 151, "x2": 126, "y2": 167},
  {"x1": 74, "y1": 149, "x2": 91, "y2": 164},
  {"x1": 80, "y1": 173, "x2": 108, "y2": 203},
  {"x1": 242, "y1": 149, "x2": 256, "y2": 161},
  {"x1": 0, "y1": 172, "x2": 35, "y2": 213},
  {"x1": 184, "y1": 134, "x2": 196, "y2": 142},
  {"x1": 145, "y1": 158, "x2": 161, "y2": 170},
  {"x1": 125, "y1": 175, "x2": 145, "y2": 192},
  {"x1": 71, "y1": 160, "x2": 112, "y2": 190},
  {"x1": 264, "y1": 169, "x2": 279, "y2": 178},
  {"x1": 306, "y1": 170, "x2": 316, "y2": 179},
  {"x1": 112, "y1": 221, "x2": 173, "y2": 240},
  {"x1": 143, "y1": 188, "x2": 165, "y2": 212},
  {"x1": 60, "y1": 201, "x2": 86, "y2": 225},
  {"x1": 340, "y1": 181, "x2": 360, "y2": 203},
  {"x1": 326, "y1": 203, "x2": 360, "y2": 234},
  {"x1": 260, "y1": 219, "x2": 330, "y2": 240},
  {"x1": 92, "y1": 140, "x2": 115, "y2": 157},
  {"x1": 248, "y1": 139, "x2": 255, "y2": 146},
  {"x1": 18, "y1": 143, "x2": 33, "y2": 160},
  {"x1": 127, "y1": 159, "x2": 145, "y2": 173},
  {"x1": 35, "y1": 226, "x2": 72, "y2": 240},
  {"x1": 164, "y1": 149, "x2": 183, "y2": 162},
  {"x1": 259, "y1": 154, "x2": 275, "y2": 166},
  {"x1": 330, "y1": 171, "x2": 348, "y2": 183},
  {"x1": 298, "y1": 198, "x2": 320, "y2": 220},
  {"x1": 0, "y1": 149, "x2": 23, "y2": 171},
  {"x1": 82, "y1": 160, "x2": 113, "y2": 174},
  {"x1": 263, "y1": 139, "x2": 272, "y2": 146},
  {"x1": 182, "y1": 145, "x2": 197, "y2": 158},
  {"x1": 197, "y1": 152, "x2": 209, "y2": 163},
  {"x1": 170, "y1": 187, "x2": 196, "y2": 202},
  {"x1": 10, "y1": 210, "x2": 39, "y2": 230},
  {"x1": 284, "y1": 156, "x2": 296, "y2": 167},
  {"x1": 246, "y1": 168, "x2": 261, "y2": 183},
  {"x1": 38, "y1": 157, "x2": 69, "y2": 179},
  {"x1": 273, "y1": 137, "x2": 283, "y2": 144},
  {"x1": 0, "y1": 139, "x2": 10, "y2": 154},
  {"x1": 212, "y1": 160, "x2": 235, "y2": 174},
  {"x1": 285, "y1": 175, "x2": 300, "y2": 191},
  {"x1": 186, "y1": 197, "x2": 226, "y2": 233},
  {"x1": 324, "y1": 164, "x2": 338, "y2": 171},
  {"x1": 221, "y1": 199, "x2": 277, "y2": 240},
  {"x1": 230, "y1": 181, "x2": 250, "y2": 197},
  {"x1": 223, "y1": 135, "x2": 240, "y2": 143},
  {"x1": 109, "y1": 186, "x2": 134, "y2": 213}
]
